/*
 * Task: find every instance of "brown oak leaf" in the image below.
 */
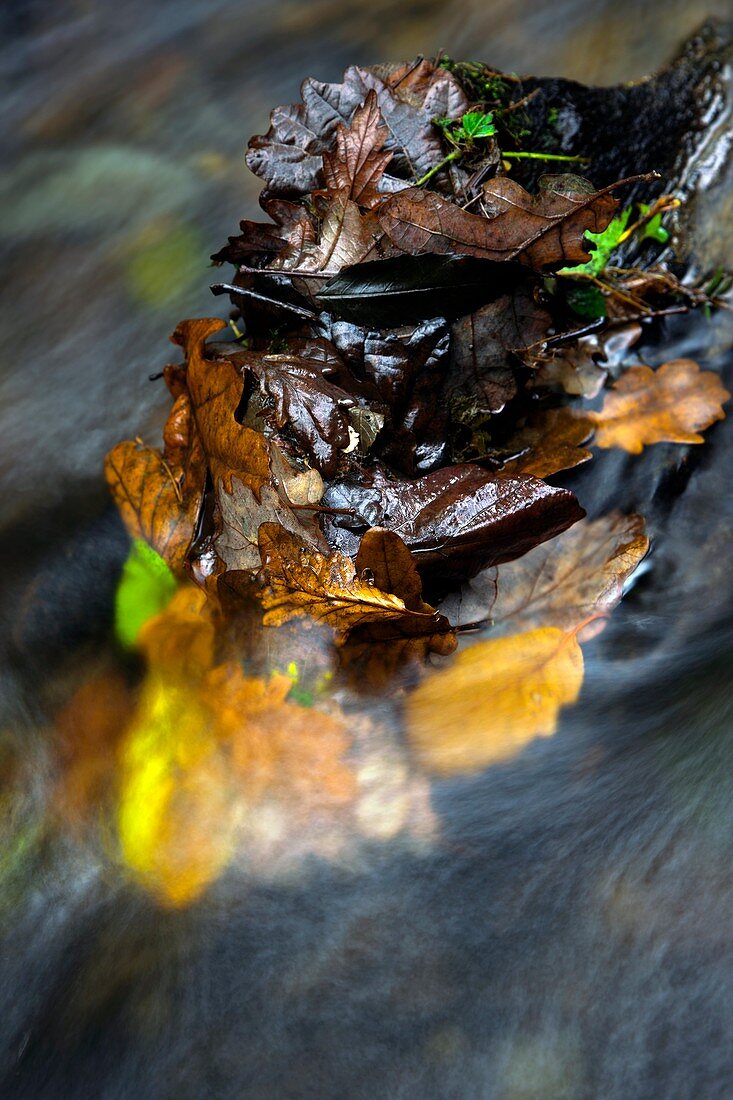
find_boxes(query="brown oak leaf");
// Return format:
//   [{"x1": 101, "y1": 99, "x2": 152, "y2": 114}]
[
  {"x1": 497, "y1": 407, "x2": 594, "y2": 479},
  {"x1": 441, "y1": 512, "x2": 649, "y2": 635},
  {"x1": 588, "y1": 359, "x2": 730, "y2": 453},
  {"x1": 378, "y1": 175, "x2": 618, "y2": 270},
  {"x1": 322, "y1": 90, "x2": 393, "y2": 209},
  {"x1": 238, "y1": 337, "x2": 355, "y2": 476},
  {"x1": 258, "y1": 521, "x2": 449, "y2": 641},
  {"x1": 322, "y1": 463, "x2": 585, "y2": 582}
]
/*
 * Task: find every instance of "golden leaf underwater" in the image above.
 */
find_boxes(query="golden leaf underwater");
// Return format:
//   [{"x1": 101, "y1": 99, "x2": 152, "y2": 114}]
[
  {"x1": 406, "y1": 627, "x2": 584, "y2": 776},
  {"x1": 588, "y1": 359, "x2": 729, "y2": 453}
]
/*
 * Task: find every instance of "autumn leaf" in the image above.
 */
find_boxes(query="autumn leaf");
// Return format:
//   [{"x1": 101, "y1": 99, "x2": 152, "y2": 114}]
[
  {"x1": 322, "y1": 463, "x2": 585, "y2": 582},
  {"x1": 238, "y1": 337, "x2": 355, "y2": 476},
  {"x1": 216, "y1": 478, "x2": 324, "y2": 574},
  {"x1": 588, "y1": 359, "x2": 730, "y2": 452},
  {"x1": 498, "y1": 407, "x2": 594, "y2": 479},
  {"x1": 322, "y1": 91, "x2": 393, "y2": 209},
  {"x1": 378, "y1": 175, "x2": 618, "y2": 270},
  {"x1": 448, "y1": 289, "x2": 552, "y2": 419},
  {"x1": 115, "y1": 585, "x2": 356, "y2": 907},
  {"x1": 245, "y1": 61, "x2": 467, "y2": 200},
  {"x1": 442, "y1": 513, "x2": 649, "y2": 634},
  {"x1": 406, "y1": 627, "x2": 584, "y2": 775},
  {"x1": 104, "y1": 429, "x2": 205, "y2": 576},
  {"x1": 172, "y1": 317, "x2": 272, "y2": 494},
  {"x1": 338, "y1": 527, "x2": 457, "y2": 685},
  {"x1": 212, "y1": 198, "x2": 317, "y2": 267},
  {"x1": 258, "y1": 521, "x2": 449, "y2": 641}
]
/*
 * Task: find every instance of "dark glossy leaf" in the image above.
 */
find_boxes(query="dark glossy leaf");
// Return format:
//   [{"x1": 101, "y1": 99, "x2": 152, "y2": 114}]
[
  {"x1": 323, "y1": 463, "x2": 585, "y2": 582},
  {"x1": 237, "y1": 337, "x2": 356, "y2": 477},
  {"x1": 316, "y1": 254, "x2": 522, "y2": 326},
  {"x1": 447, "y1": 287, "x2": 552, "y2": 420}
]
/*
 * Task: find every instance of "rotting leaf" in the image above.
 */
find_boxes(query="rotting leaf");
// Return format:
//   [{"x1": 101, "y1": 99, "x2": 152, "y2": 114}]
[
  {"x1": 378, "y1": 175, "x2": 618, "y2": 270},
  {"x1": 448, "y1": 288, "x2": 552, "y2": 419},
  {"x1": 497, "y1": 407, "x2": 594, "y2": 479},
  {"x1": 441, "y1": 512, "x2": 649, "y2": 635},
  {"x1": 406, "y1": 626, "x2": 584, "y2": 775}
]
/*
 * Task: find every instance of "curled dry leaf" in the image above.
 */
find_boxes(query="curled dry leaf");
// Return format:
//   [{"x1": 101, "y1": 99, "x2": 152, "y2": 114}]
[
  {"x1": 442, "y1": 512, "x2": 649, "y2": 634},
  {"x1": 406, "y1": 626, "x2": 584, "y2": 775},
  {"x1": 258, "y1": 521, "x2": 449, "y2": 642},
  {"x1": 498, "y1": 407, "x2": 594, "y2": 479},
  {"x1": 588, "y1": 359, "x2": 730, "y2": 453},
  {"x1": 378, "y1": 175, "x2": 618, "y2": 270}
]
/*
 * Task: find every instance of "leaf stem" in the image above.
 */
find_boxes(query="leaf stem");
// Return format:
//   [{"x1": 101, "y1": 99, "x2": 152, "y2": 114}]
[
  {"x1": 502, "y1": 151, "x2": 591, "y2": 164},
  {"x1": 415, "y1": 148, "x2": 463, "y2": 187}
]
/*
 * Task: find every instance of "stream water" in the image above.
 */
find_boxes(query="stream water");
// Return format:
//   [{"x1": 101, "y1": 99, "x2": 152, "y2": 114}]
[{"x1": 2, "y1": 4, "x2": 733, "y2": 1098}]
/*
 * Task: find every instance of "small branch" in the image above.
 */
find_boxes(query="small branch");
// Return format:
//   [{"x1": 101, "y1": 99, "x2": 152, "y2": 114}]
[
  {"x1": 503, "y1": 151, "x2": 590, "y2": 164},
  {"x1": 415, "y1": 148, "x2": 463, "y2": 187}
]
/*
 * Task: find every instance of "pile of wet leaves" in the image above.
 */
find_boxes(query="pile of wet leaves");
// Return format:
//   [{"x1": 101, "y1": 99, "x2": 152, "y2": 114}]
[{"x1": 89, "y1": 56, "x2": 733, "y2": 904}]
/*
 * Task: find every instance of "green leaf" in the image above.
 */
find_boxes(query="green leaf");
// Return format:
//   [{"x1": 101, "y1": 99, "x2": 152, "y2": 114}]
[
  {"x1": 115, "y1": 539, "x2": 177, "y2": 649},
  {"x1": 559, "y1": 207, "x2": 632, "y2": 277},
  {"x1": 637, "y1": 202, "x2": 669, "y2": 244},
  {"x1": 566, "y1": 284, "x2": 607, "y2": 320},
  {"x1": 459, "y1": 111, "x2": 496, "y2": 140}
]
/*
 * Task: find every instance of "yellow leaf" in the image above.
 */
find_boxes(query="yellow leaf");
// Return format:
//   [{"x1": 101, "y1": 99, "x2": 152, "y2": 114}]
[
  {"x1": 589, "y1": 359, "x2": 729, "y2": 453},
  {"x1": 406, "y1": 627, "x2": 584, "y2": 776}
]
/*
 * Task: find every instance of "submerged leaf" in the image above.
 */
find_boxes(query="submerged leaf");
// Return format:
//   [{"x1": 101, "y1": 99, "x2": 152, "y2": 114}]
[
  {"x1": 442, "y1": 513, "x2": 649, "y2": 634},
  {"x1": 406, "y1": 627, "x2": 584, "y2": 775},
  {"x1": 498, "y1": 407, "x2": 594, "y2": 479},
  {"x1": 114, "y1": 539, "x2": 177, "y2": 649},
  {"x1": 589, "y1": 359, "x2": 730, "y2": 453}
]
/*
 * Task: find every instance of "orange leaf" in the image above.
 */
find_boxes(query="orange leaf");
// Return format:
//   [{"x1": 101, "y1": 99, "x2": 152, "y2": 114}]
[
  {"x1": 258, "y1": 522, "x2": 447, "y2": 641},
  {"x1": 406, "y1": 627, "x2": 584, "y2": 775},
  {"x1": 589, "y1": 359, "x2": 729, "y2": 453},
  {"x1": 498, "y1": 407, "x2": 594, "y2": 479},
  {"x1": 172, "y1": 317, "x2": 272, "y2": 494}
]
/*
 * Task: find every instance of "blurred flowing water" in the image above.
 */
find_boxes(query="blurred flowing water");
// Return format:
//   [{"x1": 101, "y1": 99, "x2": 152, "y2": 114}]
[{"x1": 2, "y1": 3, "x2": 733, "y2": 1098}]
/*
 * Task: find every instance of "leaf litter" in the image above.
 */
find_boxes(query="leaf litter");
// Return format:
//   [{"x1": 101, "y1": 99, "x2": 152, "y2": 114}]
[{"x1": 75, "y1": 56, "x2": 733, "y2": 902}]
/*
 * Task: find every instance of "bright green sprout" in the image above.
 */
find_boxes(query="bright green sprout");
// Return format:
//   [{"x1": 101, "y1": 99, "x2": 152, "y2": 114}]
[
  {"x1": 114, "y1": 539, "x2": 177, "y2": 649},
  {"x1": 438, "y1": 110, "x2": 497, "y2": 147},
  {"x1": 559, "y1": 208, "x2": 632, "y2": 278}
]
